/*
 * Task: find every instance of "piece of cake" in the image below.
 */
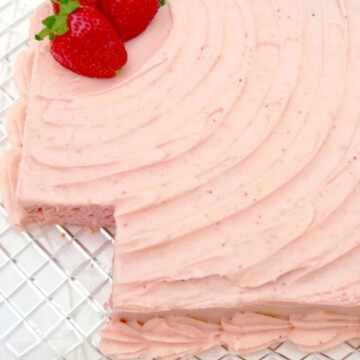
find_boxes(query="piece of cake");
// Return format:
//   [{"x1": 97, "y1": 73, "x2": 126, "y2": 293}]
[{"x1": 1, "y1": 0, "x2": 360, "y2": 359}]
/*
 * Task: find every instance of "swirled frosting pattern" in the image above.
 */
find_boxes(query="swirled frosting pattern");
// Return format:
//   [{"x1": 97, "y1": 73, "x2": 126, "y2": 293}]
[
  {"x1": 1, "y1": 0, "x2": 360, "y2": 358},
  {"x1": 108, "y1": 0, "x2": 360, "y2": 313}
]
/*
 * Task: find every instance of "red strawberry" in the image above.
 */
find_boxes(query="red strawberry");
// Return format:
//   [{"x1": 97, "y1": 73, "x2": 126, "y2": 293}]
[
  {"x1": 102, "y1": 0, "x2": 166, "y2": 42},
  {"x1": 36, "y1": 0, "x2": 127, "y2": 78},
  {"x1": 52, "y1": 0, "x2": 99, "y2": 13}
]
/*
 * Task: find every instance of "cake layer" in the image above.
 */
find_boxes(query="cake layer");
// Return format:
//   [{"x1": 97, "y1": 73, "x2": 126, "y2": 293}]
[
  {"x1": 100, "y1": 312, "x2": 360, "y2": 359},
  {"x1": 25, "y1": 204, "x2": 115, "y2": 227}
]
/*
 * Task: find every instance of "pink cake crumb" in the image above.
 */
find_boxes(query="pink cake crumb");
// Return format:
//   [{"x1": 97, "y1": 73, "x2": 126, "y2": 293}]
[{"x1": 26, "y1": 204, "x2": 115, "y2": 227}]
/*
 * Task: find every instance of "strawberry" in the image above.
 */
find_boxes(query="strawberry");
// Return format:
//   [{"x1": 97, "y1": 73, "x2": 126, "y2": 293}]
[
  {"x1": 36, "y1": 0, "x2": 127, "y2": 78},
  {"x1": 52, "y1": 0, "x2": 99, "y2": 13},
  {"x1": 102, "y1": 0, "x2": 166, "y2": 42}
]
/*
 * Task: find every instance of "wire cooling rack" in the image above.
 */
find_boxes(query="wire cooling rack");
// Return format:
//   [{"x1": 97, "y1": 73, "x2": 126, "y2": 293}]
[{"x1": 1, "y1": 1, "x2": 360, "y2": 359}]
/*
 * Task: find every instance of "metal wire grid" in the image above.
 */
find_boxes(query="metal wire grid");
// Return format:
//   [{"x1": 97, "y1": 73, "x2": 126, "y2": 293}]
[{"x1": 1, "y1": 1, "x2": 360, "y2": 359}]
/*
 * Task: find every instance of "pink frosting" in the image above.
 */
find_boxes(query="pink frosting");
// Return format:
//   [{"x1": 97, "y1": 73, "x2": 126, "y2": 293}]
[
  {"x1": 109, "y1": 0, "x2": 360, "y2": 314},
  {"x1": 100, "y1": 312, "x2": 360, "y2": 359},
  {"x1": 1, "y1": 0, "x2": 360, "y2": 358}
]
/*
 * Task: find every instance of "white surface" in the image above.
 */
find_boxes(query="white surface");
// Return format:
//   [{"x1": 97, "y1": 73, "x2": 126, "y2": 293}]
[{"x1": 0, "y1": 1, "x2": 360, "y2": 359}]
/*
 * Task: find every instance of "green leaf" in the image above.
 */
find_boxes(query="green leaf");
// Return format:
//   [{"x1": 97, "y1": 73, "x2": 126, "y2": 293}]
[
  {"x1": 35, "y1": 27, "x2": 53, "y2": 41},
  {"x1": 59, "y1": 0, "x2": 82, "y2": 15},
  {"x1": 159, "y1": 0, "x2": 166, "y2": 6},
  {"x1": 36, "y1": 0, "x2": 82, "y2": 41},
  {"x1": 53, "y1": 14, "x2": 69, "y2": 35},
  {"x1": 42, "y1": 15, "x2": 56, "y2": 29}
]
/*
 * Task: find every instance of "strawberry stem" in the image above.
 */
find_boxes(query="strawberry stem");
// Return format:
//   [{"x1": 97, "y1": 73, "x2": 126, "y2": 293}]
[
  {"x1": 35, "y1": 0, "x2": 82, "y2": 41},
  {"x1": 159, "y1": 0, "x2": 166, "y2": 6}
]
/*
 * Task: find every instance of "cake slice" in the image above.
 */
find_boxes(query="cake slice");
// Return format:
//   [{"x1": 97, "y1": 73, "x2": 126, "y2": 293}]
[
  {"x1": 2, "y1": 0, "x2": 360, "y2": 359},
  {"x1": 1, "y1": 1, "x2": 173, "y2": 227}
]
